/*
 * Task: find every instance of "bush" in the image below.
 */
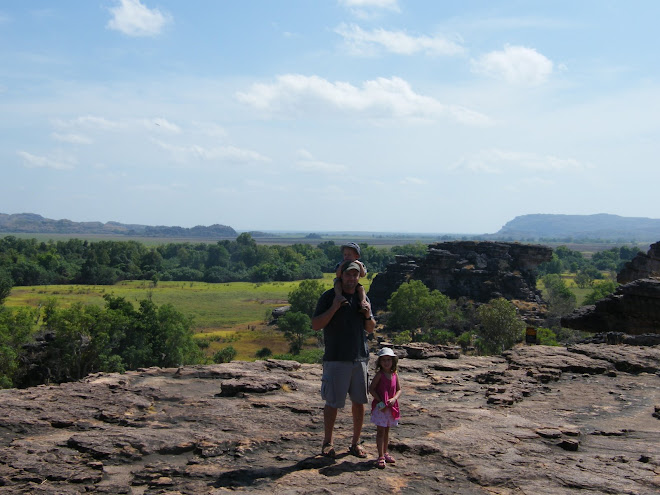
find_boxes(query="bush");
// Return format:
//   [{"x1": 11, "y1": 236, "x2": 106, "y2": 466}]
[
  {"x1": 392, "y1": 330, "x2": 412, "y2": 345},
  {"x1": 476, "y1": 298, "x2": 525, "y2": 355},
  {"x1": 213, "y1": 346, "x2": 237, "y2": 363},
  {"x1": 456, "y1": 331, "x2": 474, "y2": 352},
  {"x1": 535, "y1": 327, "x2": 559, "y2": 346},
  {"x1": 427, "y1": 329, "x2": 455, "y2": 345},
  {"x1": 583, "y1": 280, "x2": 617, "y2": 305},
  {"x1": 273, "y1": 348, "x2": 323, "y2": 364},
  {"x1": 387, "y1": 280, "x2": 450, "y2": 334},
  {"x1": 256, "y1": 347, "x2": 272, "y2": 358}
]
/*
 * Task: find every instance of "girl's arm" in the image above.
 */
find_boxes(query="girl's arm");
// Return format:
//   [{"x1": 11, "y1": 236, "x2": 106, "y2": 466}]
[
  {"x1": 387, "y1": 375, "x2": 402, "y2": 405},
  {"x1": 368, "y1": 371, "x2": 382, "y2": 402}
]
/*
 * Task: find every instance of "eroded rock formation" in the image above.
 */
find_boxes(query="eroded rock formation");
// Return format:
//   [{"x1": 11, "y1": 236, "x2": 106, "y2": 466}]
[
  {"x1": 618, "y1": 241, "x2": 660, "y2": 284},
  {"x1": 2, "y1": 344, "x2": 658, "y2": 494},
  {"x1": 561, "y1": 278, "x2": 660, "y2": 334},
  {"x1": 368, "y1": 241, "x2": 552, "y2": 311}
]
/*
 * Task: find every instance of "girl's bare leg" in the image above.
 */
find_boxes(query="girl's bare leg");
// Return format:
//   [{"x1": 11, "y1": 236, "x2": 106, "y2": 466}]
[{"x1": 376, "y1": 426, "x2": 386, "y2": 457}]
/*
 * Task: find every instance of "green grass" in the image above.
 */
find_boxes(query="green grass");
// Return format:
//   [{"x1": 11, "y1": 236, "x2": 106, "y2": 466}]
[{"x1": 4, "y1": 273, "x2": 374, "y2": 361}]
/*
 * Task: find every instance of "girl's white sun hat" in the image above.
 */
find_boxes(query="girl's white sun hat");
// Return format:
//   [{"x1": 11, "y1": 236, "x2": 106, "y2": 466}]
[{"x1": 377, "y1": 347, "x2": 395, "y2": 357}]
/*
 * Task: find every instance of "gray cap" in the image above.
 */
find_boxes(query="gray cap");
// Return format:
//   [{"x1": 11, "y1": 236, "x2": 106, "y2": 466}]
[
  {"x1": 377, "y1": 347, "x2": 395, "y2": 357},
  {"x1": 341, "y1": 242, "x2": 361, "y2": 257},
  {"x1": 341, "y1": 261, "x2": 362, "y2": 273}
]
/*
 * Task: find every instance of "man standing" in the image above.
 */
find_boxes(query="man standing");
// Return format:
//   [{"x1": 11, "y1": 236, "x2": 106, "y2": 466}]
[{"x1": 312, "y1": 260, "x2": 376, "y2": 458}]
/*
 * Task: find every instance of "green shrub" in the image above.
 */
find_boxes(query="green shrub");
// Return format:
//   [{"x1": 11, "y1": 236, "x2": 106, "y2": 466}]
[
  {"x1": 392, "y1": 330, "x2": 412, "y2": 345},
  {"x1": 456, "y1": 331, "x2": 474, "y2": 352},
  {"x1": 256, "y1": 347, "x2": 272, "y2": 358},
  {"x1": 476, "y1": 298, "x2": 525, "y2": 355},
  {"x1": 213, "y1": 346, "x2": 237, "y2": 363},
  {"x1": 535, "y1": 327, "x2": 559, "y2": 346},
  {"x1": 273, "y1": 348, "x2": 323, "y2": 364}
]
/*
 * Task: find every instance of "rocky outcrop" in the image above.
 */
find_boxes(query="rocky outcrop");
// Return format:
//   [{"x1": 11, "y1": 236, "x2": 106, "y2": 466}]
[
  {"x1": 618, "y1": 241, "x2": 660, "y2": 284},
  {"x1": 2, "y1": 345, "x2": 659, "y2": 494},
  {"x1": 561, "y1": 278, "x2": 660, "y2": 334},
  {"x1": 368, "y1": 241, "x2": 552, "y2": 311}
]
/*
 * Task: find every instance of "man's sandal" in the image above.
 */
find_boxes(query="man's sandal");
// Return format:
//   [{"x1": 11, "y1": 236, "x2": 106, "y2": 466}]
[
  {"x1": 348, "y1": 443, "x2": 367, "y2": 458},
  {"x1": 377, "y1": 456, "x2": 386, "y2": 469},
  {"x1": 321, "y1": 443, "x2": 336, "y2": 458},
  {"x1": 384, "y1": 453, "x2": 396, "y2": 464}
]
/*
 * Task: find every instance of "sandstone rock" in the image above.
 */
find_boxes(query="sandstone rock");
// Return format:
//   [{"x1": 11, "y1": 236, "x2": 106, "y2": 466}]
[
  {"x1": 368, "y1": 241, "x2": 552, "y2": 322},
  {"x1": 1, "y1": 345, "x2": 659, "y2": 494},
  {"x1": 561, "y1": 278, "x2": 660, "y2": 335},
  {"x1": 617, "y1": 241, "x2": 660, "y2": 284}
]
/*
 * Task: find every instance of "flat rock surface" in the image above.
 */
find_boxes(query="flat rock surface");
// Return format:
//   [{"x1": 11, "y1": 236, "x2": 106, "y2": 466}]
[{"x1": 1, "y1": 346, "x2": 659, "y2": 494}]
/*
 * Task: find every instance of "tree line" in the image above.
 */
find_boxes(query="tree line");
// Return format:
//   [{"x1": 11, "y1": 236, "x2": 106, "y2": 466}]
[{"x1": 0, "y1": 234, "x2": 417, "y2": 287}]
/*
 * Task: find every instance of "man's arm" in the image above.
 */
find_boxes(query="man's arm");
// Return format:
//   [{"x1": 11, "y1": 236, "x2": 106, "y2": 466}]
[
  {"x1": 311, "y1": 295, "x2": 344, "y2": 331},
  {"x1": 364, "y1": 313, "x2": 375, "y2": 334}
]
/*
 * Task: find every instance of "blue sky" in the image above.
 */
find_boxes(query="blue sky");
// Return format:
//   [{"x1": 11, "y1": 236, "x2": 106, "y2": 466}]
[{"x1": 1, "y1": 0, "x2": 658, "y2": 234}]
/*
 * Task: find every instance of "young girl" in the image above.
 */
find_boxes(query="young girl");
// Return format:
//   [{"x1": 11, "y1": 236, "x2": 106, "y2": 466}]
[{"x1": 369, "y1": 347, "x2": 401, "y2": 469}]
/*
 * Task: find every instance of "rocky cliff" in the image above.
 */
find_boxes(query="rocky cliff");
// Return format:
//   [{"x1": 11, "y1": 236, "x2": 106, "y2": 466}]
[
  {"x1": 562, "y1": 241, "x2": 660, "y2": 335},
  {"x1": 618, "y1": 241, "x2": 660, "y2": 284},
  {"x1": 2, "y1": 344, "x2": 658, "y2": 494},
  {"x1": 561, "y1": 278, "x2": 660, "y2": 335},
  {"x1": 368, "y1": 241, "x2": 552, "y2": 311}
]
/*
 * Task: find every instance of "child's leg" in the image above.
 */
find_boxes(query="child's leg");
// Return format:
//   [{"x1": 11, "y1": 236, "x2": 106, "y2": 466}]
[
  {"x1": 376, "y1": 426, "x2": 386, "y2": 457},
  {"x1": 333, "y1": 278, "x2": 347, "y2": 303},
  {"x1": 383, "y1": 426, "x2": 390, "y2": 455}
]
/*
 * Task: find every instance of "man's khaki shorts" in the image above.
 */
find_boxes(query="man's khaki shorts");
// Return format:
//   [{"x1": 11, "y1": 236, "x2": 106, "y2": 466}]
[{"x1": 321, "y1": 361, "x2": 368, "y2": 409}]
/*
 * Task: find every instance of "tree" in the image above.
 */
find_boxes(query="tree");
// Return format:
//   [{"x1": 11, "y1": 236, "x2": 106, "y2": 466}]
[
  {"x1": 583, "y1": 280, "x2": 617, "y2": 305},
  {"x1": 542, "y1": 274, "x2": 577, "y2": 317},
  {"x1": 386, "y1": 280, "x2": 450, "y2": 335},
  {"x1": 476, "y1": 298, "x2": 525, "y2": 354},
  {"x1": 0, "y1": 306, "x2": 35, "y2": 388},
  {"x1": 213, "y1": 346, "x2": 237, "y2": 363},
  {"x1": 288, "y1": 279, "x2": 325, "y2": 317},
  {"x1": 0, "y1": 268, "x2": 12, "y2": 305},
  {"x1": 278, "y1": 311, "x2": 313, "y2": 354}
]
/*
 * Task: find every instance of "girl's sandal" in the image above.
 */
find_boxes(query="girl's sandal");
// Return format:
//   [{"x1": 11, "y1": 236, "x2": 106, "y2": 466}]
[
  {"x1": 377, "y1": 456, "x2": 386, "y2": 469},
  {"x1": 384, "y1": 453, "x2": 396, "y2": 464}
]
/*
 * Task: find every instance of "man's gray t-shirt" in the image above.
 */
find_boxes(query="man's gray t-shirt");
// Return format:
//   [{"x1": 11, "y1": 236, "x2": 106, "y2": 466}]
[{"x1": 313, "y1": 289, "x2": 369, "y2": 362}]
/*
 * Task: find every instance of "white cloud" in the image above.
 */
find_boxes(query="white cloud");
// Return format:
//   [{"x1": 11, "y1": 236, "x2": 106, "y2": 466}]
[
  {"x1": 51, "y1": 133, "x2": 93, "y2": 144},
  {"x1": 236, "y1": 74, "x2": 491, "y2": 125},
  {"x1": 107, "y1": 0, "x2": 171, "y2": 37},
  {"x1": 471, "y1": 45, "x2": 553, "y2": 86},
  {"x1": 295, "y1": 149, "x2": 347, "y2": 173},
  {"x1": 451, "y1": 148, "x2": 592, "y2": 174},
  {"x1": 54, "y1": 115, "x2": 124, "y2": 131},
  {"x1": 154, "y1": 141, "x2": 270, "y2": 164},
  {"x1": 335, "y1": 23, "x2": 464, "y2": 56},
  {"x1": 17, "y1": 151, "x2": 76, "y2": 170}
]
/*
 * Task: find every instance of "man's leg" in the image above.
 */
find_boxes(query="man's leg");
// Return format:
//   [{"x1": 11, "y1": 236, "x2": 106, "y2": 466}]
[
  {"x1": 350, "y1": 401, "x2": 365, "y2": 447},
  {"x1": 323, "y1": 404, "x2": 338, "y2": 446}
]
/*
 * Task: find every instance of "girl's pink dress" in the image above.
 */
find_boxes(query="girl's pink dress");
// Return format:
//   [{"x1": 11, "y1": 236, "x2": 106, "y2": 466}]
[{"x1": 370, "y1": 372, "x2": 400, "y2": 427}]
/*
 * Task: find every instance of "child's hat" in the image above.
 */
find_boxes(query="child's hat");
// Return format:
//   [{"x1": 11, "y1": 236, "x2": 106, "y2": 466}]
[
  {"x1": 341, "y1": 242, "x2": 361, "y2": 257},
  {"x1": 377, "y1": 347, "x2": 395, "y2": 357}
]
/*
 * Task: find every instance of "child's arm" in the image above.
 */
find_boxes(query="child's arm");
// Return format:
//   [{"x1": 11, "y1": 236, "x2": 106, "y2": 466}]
[
  {"x1": 333, "y1": 277, "x2": 343, "y2": 297},
  {"x1": 387, "y1": 375, "x2": 402, "y2": 406},
  {"x1": 368, "y1": 372, "x2": 382, "y2": 401},
  {"x1": 357, "y1": 260, "x2": 367, "y2": 278}
]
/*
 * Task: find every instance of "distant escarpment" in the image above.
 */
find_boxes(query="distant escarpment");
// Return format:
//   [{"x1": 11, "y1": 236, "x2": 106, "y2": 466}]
[
  {"x1": 0, "y1": 213, "x2": 237, "y2": 238},
  {"x1": 494, "y1": 213, "x2": 660, "y2": 241},
  {"x1": 368, "y1": 241, "x2": 552, "y2": 315}
]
